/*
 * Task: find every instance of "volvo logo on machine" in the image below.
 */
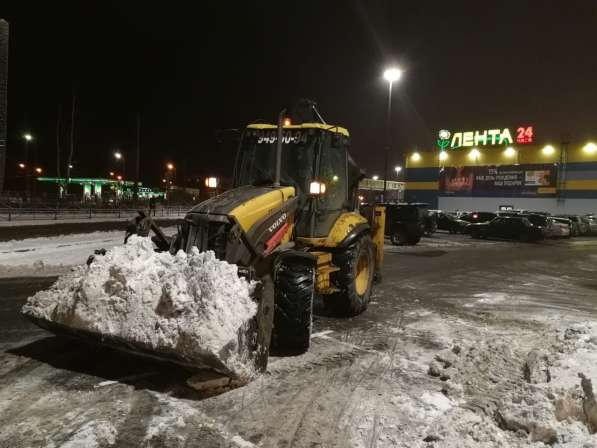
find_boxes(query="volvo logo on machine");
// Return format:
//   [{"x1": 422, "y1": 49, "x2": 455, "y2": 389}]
[{"x1": 268, "y1": 212, "x2": 288, "y2": 234}]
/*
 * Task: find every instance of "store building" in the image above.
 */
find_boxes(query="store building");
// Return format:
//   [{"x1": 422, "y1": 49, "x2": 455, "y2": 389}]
[
  {"x1": 37, "y1": 177, "x2": 164, "y2": 200},
  {"x1": 404, "y1": 126, "x2": 597, "y2": 214}
]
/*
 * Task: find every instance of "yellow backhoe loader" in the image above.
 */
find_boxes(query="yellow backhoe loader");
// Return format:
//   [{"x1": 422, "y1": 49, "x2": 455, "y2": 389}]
[{"x1": 26, "y1": 100, "x2": 385, "y2": 376}]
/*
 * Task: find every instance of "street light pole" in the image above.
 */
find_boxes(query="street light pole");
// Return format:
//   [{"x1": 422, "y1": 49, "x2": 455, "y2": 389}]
[
  {"x1": 382, "y1": 67, "x2": 402, "y2": 202},
  {"x1": 23, "y1": 133, "x2": 33, "y2": 201}
]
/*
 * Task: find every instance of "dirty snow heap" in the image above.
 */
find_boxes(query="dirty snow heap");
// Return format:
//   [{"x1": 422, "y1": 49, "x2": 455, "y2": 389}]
[{"x1": 21, "y1": 236, "x2": 259, "y2": 380}]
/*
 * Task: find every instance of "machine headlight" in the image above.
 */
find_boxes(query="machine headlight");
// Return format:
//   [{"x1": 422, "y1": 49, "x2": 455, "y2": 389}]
[{"x1": 309, "y1": 181, "x2": 326, "y2": 195}]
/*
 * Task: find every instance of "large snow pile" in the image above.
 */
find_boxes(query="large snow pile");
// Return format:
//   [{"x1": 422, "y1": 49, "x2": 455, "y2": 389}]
[{"x1": 22, "y1": 236, "x2": 259, "y2": 380}]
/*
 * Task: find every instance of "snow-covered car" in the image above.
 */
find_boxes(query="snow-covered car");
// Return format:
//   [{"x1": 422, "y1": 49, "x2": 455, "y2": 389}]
[
  {"x1": 582, "y1": 215, "x2": 597, "y2": 235},
  {"x1": 556, "y1": 215, "x2": 589, "y2": 236},
  {"x1": 546, "y1": 217, "x2": 571, "y2": 238}
]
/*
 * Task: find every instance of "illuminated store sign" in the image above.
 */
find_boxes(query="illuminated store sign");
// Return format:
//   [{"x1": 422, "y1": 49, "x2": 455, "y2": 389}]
[{"x1": 437, "y1": 126, "x2": 534, "y2": 150}]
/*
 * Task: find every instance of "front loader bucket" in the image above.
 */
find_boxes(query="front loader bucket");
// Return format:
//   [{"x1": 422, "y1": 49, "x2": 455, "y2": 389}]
[
  {"x1": 21, "y1": 236, "x2": 275, "y2": 383},
  {"x1": 22, "y1": 313, "x2": 262, "y2": 380}
]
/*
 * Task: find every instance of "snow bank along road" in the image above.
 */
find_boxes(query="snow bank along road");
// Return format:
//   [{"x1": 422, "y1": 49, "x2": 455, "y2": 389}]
[
  {"x1": 1, "y1": 233, "x2": 597, "y2": 447},
  {"x1": 0, "y1": 226, "x2": 177, "y2": 278}
]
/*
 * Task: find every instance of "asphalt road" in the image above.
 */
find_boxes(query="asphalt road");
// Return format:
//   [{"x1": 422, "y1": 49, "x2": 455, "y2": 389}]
[{"x1": 1, "y1": 234, "x2": 596, "y2": 447}]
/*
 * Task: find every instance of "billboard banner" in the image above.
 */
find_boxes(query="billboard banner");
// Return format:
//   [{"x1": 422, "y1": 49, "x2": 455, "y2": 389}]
[{"x1": 439, "y1": 164, "x2": 557, "y2": 197}]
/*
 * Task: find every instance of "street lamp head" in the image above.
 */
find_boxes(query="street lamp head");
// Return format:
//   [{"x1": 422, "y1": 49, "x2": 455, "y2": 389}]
[
  {"x1": 114, "y1": 151, "x2": 123, "y2": 160},
  {"x1": 383, "y1": 67, "x2": 402, "y2": 83},
  {"x1": 35, "y1": 167, "x2": 42, "y2": 174},
  {"x1": 167, "y1": 163, "x2": 174, "y2": 170},
  {"x1": 394, "y1": 166, "x2": 402, "y2": 173},
  {"x1": 23, "y1": 133, "x2": 33, "y2": 142},
  {"x1": 109, "y1": 171, "x2": 115, "y2": 177},
  {"x1": 68, "y1": 164, "x2": 74, "y2": 169},
  {"x1": 372, "y1": 175, "x2": 379, "y2": 181},
  {"x1": 116, "y1": 175, "x2": 122, "y2": 180},
  {"x1": 18, "y1": 163, "x2": 25, "y2": 169}
]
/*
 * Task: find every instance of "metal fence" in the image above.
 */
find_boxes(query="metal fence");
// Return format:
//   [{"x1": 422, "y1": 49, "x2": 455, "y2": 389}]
[{"x1": 0, "y1": 206, "x2": 188, "y2": 222}]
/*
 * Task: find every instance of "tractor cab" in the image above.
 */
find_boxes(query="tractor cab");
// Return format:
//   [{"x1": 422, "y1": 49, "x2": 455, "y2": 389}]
[{"x1": 235, "y1": 123, "x2": 363, "y2": 238}]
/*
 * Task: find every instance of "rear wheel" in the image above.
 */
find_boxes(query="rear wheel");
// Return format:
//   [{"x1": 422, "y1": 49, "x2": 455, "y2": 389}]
[
  {"x1": 271, "y1": 258, "x2": 314, "y2": 354},
  {"x1": 327, "y1": 234, "x2": 375, "y2": 316}
]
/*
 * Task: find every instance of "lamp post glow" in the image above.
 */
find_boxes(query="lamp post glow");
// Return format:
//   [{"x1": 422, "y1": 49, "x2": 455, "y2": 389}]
[
  {"x1": 383, "y1": 68, "x2": 402, "y2": 83},
  {"x1": 166, "y1": 162, "x2": 176, "y2": 186},
  {"x1": 114, "y1": 150, "x2": 125, "y2": 179},
  {"x1": 382, "y1": 66, "x2": 403, "y2": 201},
  {"x1": 22, "y1": 133, "x2": 34, "y2": 200}
]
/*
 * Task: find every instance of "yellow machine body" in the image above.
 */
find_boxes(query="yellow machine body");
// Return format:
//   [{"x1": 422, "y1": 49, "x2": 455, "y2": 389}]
[{"x1": 230, "y1": 187, "x2": 296, "y2": 233}]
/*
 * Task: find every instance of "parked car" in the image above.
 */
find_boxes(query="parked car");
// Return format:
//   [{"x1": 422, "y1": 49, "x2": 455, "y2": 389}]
[
  {"x1": 460, "y1": 211, "x2": 497, "y2": 224},
  {"x1": 549, "y1": 217, "x2": 572, "y2": 238},
  {"x1": 460, "y1": 211, "x2": 497, "y2": 234},
  {"x1": 585, "y1": 215, "x2": 597, "y2": 235},
  {"x1": 384, "y1": 203, "x2": 426, "y2": 245},
  {"x1": 556, "y1": 215, "x2": 589, "y2": 236},
  {"x1": 431, "y1": 210, "x2": 469, "y2": 234},
  {"x1": 467, "y1": 216, "x2": 545, "y2": 242}
]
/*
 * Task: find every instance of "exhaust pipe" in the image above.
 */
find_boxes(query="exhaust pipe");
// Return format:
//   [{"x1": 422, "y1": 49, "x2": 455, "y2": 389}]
[{"x1": 273, "y1": 108, "x2": 286, "y2": 187}]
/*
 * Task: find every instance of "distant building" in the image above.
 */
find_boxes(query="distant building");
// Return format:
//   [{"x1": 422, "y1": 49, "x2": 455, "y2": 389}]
[
  {"x1": 405, "y1": 126, "x2": 597, "y2": 214},
  {"x1": 37, "y1": 177, "x2": 165, "y2": 200}
]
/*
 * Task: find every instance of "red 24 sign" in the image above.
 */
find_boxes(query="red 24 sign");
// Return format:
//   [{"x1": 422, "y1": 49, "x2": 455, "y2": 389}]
[{"x1": 516, "y1": 126, "x2": 534, "y2": 144}]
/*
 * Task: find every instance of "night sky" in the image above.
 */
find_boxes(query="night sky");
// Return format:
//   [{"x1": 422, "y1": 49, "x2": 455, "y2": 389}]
[{"x1": 2, "y1": 1, "x2": 597, "y2": 187}]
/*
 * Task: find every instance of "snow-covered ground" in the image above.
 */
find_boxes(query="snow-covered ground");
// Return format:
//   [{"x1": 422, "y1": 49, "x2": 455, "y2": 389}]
[
  {"x1": 0, "y1": 233, "x2": 596, "y2": 447},
  {"x1": 0, "y1": 227, "x2": 176, "y2": 277}
]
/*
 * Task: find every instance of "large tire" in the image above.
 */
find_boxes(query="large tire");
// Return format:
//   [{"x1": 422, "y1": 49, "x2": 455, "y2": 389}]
[
  {"x1": 271, "y1": 258, "x2": 314, "y2": 354},
  {"x1": 326, "y1": 234, "x2": 375, "y2": 317}
]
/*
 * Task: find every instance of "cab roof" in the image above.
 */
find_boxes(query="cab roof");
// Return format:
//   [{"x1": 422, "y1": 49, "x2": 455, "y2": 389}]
[{"x1": 247, "y1": 122, "x2": 350, "y2": 137}]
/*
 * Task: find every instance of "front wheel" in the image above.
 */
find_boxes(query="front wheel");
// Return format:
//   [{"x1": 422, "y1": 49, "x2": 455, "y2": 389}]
[
  {"x1": 271, "y1": 258, "x2": 314, "y2": 355},
  {"x1": 326, "y1": 234, "x2": 376, "y2": 317},
  {"x1": 390, "y1": 230, "x2": 408, "y2": 246}
]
